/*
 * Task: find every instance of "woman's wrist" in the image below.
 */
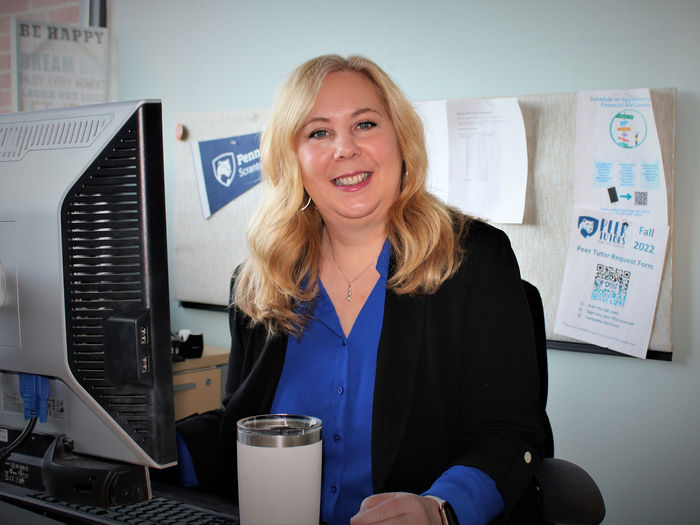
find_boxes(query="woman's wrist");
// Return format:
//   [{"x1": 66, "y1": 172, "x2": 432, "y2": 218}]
[
  {"x1": 424, "y1": 495, "x2": 458, "y2": 525},
  {"x1": 424, "y1": 494, "x2": 443, "y2": 521}
]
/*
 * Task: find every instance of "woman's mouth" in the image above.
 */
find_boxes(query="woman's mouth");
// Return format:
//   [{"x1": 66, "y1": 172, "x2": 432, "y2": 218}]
[{"x1": 333, "y1": 172, "x2": 371, "y2": 186}]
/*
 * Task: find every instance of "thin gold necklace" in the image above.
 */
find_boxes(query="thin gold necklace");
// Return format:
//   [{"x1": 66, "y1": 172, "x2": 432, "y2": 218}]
[{"x1": 328, "y1": 246, "x2": 376, "y2": 301}]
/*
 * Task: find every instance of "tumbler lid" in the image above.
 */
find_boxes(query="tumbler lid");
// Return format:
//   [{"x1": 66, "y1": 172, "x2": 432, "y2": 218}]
[{"x1": 237, "y1": 414, "x2": 322, "y2": 447}]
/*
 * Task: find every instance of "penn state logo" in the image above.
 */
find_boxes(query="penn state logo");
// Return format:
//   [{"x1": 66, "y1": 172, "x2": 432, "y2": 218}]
[
  {"x1": 212, "y1": 152, "x2": 236, "y2": 187},
  {"x1": 578, "y1": 216, "x2": 599, "y2": 238}
]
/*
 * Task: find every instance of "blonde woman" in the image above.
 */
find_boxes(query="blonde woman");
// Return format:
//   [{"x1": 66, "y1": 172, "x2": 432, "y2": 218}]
[{"x1": 177, "y1": 55, "x2": 545, "y2": 525}]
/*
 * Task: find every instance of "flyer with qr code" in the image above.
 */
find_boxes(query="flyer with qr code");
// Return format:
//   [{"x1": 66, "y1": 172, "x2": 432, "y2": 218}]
[
  {"x1": 573, "y1": 88, "x2": 667, "y2": 223},
  {"x1": 554, "y1": 207, "x2": 669, "y2": 358}
]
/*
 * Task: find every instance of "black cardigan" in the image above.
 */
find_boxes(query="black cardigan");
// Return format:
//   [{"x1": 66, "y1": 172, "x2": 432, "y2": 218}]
[{"x1": 176, "y1": 219, "x2": 545, "y2": 523}]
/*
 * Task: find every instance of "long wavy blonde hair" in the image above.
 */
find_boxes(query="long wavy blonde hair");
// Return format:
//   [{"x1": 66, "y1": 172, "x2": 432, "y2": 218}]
[{"x1": 233, "y1": 54, "x2": 468, "y2": 336}]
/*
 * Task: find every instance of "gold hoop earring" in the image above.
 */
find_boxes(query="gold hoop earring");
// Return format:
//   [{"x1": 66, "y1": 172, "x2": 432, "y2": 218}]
[{"x1": 300, "y1": 196, "x2": 312, "y2": 211}]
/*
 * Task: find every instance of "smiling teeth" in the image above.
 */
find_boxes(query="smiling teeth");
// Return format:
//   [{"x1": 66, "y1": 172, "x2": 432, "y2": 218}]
[{"x1": 334, "y1": 172, "x2": 370, "y2": 186}]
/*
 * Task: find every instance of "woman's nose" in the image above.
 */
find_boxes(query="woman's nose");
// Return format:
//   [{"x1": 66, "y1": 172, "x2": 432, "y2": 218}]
[{"x1": 332, "y1": 132, "x2": 360, "y2": 160}]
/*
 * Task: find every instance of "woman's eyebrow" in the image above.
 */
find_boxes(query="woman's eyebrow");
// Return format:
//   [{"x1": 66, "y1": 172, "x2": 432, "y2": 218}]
[
  {"x1": 301, "y1": 107, "x2": 382, "y2": 129},
  {"x1": 351, "y1": 107, "x2": 381, "y2": 118},
  {"x1": 301, "y1": 116, "x2": 330, "y2": 128}
]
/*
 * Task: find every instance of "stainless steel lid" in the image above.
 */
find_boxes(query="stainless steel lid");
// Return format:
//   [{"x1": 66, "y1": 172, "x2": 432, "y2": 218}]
[{"x1": 237, "y1": 414, "x2": 322, "y2": 447}]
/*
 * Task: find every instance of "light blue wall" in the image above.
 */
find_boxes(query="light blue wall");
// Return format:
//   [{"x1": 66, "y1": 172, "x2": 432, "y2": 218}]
[{"x1": 109, "y1": 2, "x2": 700, "y2": 523}]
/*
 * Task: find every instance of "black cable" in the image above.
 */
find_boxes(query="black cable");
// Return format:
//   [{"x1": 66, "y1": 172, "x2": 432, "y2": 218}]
[{"x1": 0, "y1": 417, "x2": 38, "y2": 465}]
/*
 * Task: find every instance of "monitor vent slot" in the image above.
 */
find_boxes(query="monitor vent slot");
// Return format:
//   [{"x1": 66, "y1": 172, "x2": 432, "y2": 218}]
[
  {"x1": 61, "y1": 114, "x2": 155, "y2": 450},
  {"x1": 0, "y1": 114, "x2": 112, "y2": 161}
]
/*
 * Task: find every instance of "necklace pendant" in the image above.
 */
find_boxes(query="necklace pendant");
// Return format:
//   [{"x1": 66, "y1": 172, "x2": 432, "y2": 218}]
[{"x1": 347, "y1": 284, "x2": 352, "y2": 301}]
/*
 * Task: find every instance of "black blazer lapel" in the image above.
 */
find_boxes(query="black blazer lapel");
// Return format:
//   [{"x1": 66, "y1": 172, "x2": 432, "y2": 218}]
[{"x1": 371, "y1": 288, "x2": 426, "y2": 492}]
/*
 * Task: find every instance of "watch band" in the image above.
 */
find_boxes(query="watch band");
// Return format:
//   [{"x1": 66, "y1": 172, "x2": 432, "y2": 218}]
[{"x1": 425, "y1": 495, "x2": 459, "y2": 525}]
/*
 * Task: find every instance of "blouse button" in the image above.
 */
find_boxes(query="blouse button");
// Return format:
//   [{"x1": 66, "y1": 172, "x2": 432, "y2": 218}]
[
  {"x1": 524, "y1": 451, "x2": 532, "y2": 464},
  {"x1": 336, "y1": 385, "x2": 344, "y2": 395}
]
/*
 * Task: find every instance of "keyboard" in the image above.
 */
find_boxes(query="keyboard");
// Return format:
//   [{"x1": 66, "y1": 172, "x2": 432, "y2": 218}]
[{"x1": 28, "y1": 492, "x2": 240, "y2": 524}]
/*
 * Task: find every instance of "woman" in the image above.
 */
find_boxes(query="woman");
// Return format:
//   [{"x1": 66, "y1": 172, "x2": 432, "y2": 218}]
[{"x1": 177, "y1": 55, "x2": 545, "y2": 524}]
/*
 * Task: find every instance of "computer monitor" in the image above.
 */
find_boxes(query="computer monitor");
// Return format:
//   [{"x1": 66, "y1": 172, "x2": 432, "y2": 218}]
[{"x1": 0, "y1": 100, "x2": 176, "y2": 506}]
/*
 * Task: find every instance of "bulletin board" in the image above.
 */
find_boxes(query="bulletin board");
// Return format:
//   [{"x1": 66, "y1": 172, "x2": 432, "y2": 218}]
[
  {"x1": 172, "y1": 88, "x2": 675, "y2": 360},
  {"x1": 172, "y1": 109, "x2": 269, "y2": 307}
]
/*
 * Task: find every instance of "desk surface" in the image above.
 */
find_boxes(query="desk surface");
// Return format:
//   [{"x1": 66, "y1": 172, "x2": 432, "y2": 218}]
[{"x1": 172, "y1": 345, "x2": 229, "y2": 373}]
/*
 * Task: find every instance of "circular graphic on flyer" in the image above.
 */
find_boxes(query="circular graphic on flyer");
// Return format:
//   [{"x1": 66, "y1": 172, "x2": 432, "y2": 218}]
[{"x1": 609, "y1": 109, "x2": 647, "y2": 149}]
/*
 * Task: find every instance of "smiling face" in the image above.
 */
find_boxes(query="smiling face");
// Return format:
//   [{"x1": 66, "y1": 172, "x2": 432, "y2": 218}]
[{"x1": 295, "y1": 70, "x2": 403, "y2": 233}]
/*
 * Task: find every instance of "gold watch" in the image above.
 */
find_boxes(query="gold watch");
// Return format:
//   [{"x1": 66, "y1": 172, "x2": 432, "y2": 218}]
[{"x1": 426, "y1": 495, "x2": 459, "y2": 525}]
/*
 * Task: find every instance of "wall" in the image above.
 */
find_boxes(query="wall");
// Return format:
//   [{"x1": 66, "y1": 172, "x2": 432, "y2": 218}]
[
  {"x1": 108, "y1": 2, "x2": 700, "y2": 524},
  {"x1": 0, "y1": 0, "x2": 82, "y2": 113}
]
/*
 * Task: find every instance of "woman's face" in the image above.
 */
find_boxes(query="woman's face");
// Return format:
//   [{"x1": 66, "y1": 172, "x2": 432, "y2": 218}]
[{"x1": 295, "y1": 70, "x2": 403, "y2": 231}]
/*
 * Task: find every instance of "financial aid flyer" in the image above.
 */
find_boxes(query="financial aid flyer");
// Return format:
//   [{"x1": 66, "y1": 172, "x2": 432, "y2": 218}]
[{"x1": 573, "y1": 88, "x2": 667, "y2": 222}]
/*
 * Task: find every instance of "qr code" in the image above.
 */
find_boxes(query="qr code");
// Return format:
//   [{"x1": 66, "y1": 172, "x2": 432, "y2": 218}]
[
  {"x1": 635, "y1": 191, "x2": 648, "y2": 205},
  {"x1": 591, "y1": 264, "x2": 630, "y2": 307}
]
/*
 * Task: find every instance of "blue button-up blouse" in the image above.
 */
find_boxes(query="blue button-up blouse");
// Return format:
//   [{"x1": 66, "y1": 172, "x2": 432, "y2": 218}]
[{"x1": 270, "y1": 240, "x2": 504, "y2": 525}]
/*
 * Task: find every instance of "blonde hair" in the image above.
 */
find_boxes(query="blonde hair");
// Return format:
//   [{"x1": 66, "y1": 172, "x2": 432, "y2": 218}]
[{"x1": 233, "y1": 54, "x2": 468, "y2": 336}]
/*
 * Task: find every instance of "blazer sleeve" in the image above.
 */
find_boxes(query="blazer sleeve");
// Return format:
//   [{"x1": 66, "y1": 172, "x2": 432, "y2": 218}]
[
  {"x1": 175, "y1": 277, "x2": 288, "y2": 496},
  {"x1": 451, "y1": 221, "x2": 545, "y2": 513},
  {"x1": 172, "y1": 284, "x2": 254, "y2": 494},
  {"x1": 171, "y1": 299, "x2": 243, "y2": 493}
]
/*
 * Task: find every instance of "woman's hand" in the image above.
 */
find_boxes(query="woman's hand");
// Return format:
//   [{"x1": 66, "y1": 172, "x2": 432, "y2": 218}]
[{"x1": 350, "y1": 492, "x2": 443, "y2": 524}]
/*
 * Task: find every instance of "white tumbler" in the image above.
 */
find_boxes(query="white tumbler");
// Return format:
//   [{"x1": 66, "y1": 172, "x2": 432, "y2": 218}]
[{"x1": 236, "y1": 414, "x2": 322, "y2": 525}]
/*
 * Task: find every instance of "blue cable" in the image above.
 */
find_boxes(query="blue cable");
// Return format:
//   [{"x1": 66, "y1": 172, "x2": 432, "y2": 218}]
[{"x1": 0, "y1": 374, "x2": 48, "y2": 464}]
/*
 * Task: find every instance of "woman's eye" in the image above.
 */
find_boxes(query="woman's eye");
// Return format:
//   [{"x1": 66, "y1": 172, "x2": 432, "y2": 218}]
[
  {"x1": 357, "y1": 121, "x2": 377, "y2": 130},
  {"x1": 308, "y1": 129, "x2": 329, "y2": 139}
]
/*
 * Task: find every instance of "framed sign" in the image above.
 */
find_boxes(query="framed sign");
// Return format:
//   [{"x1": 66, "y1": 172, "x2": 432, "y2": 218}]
[{"x1": 11, "y1": 20, "x2": 109, "y2": 111}]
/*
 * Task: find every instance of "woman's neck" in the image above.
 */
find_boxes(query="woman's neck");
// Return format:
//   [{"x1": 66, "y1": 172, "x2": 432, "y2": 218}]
[
  {"x1": 320, "y1": 223, "x2": 386, "y2": 337},
  {"x1": 323, "y1": 222, "x2": 386, "y2": 269}
]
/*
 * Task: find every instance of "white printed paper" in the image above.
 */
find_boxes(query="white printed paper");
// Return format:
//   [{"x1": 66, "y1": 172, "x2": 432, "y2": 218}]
[
  {"x1": 554, "y1": 208, "x2": 669, "y2": 358},
  {"x1": 415, "y1": 97, "x2": 528, "y2": 223}
]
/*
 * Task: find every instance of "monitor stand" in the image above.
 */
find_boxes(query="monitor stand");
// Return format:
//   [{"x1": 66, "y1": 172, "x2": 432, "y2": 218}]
[{"x1": 1, "y1": 425, "x2": 150, "y2": 507}]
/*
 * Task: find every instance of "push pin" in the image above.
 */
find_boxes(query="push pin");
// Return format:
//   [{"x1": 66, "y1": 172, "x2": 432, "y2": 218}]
[{"x1": 175, "y1": 123, "x2": 187, "y2": 141}]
